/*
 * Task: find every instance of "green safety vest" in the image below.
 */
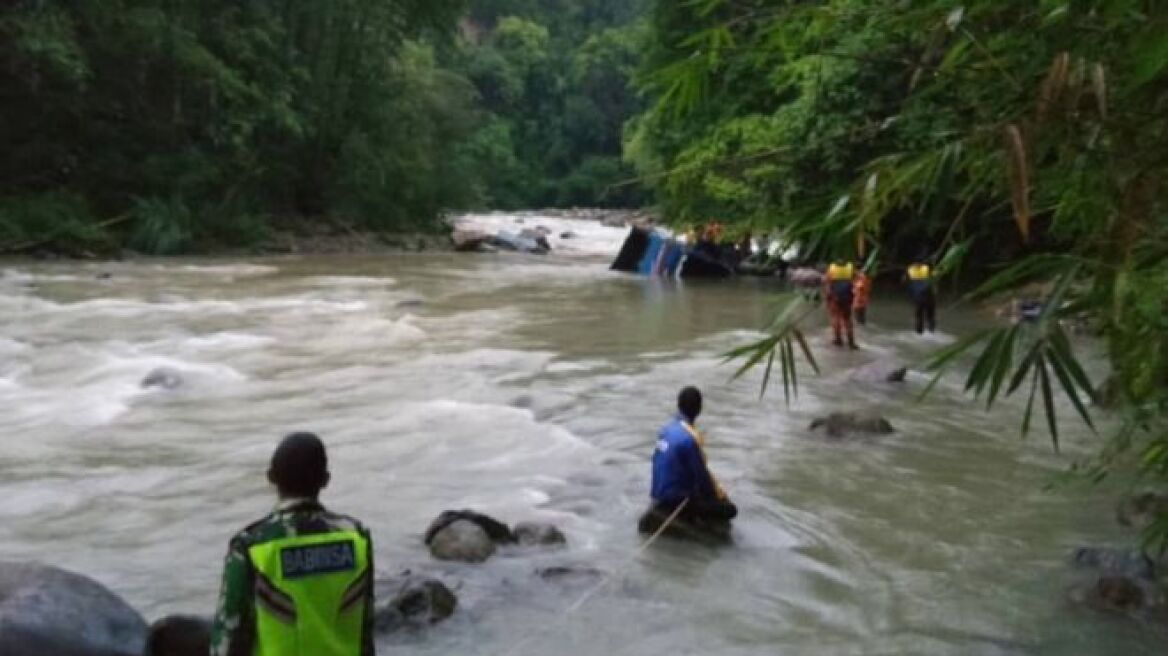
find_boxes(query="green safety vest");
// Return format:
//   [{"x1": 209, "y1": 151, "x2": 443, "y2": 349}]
[{"x1": 248, "y1": 530, "x2": 371, "y2": 656}]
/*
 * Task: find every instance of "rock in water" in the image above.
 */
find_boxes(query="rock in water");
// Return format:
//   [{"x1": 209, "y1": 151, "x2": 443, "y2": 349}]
[
  {"x1": 535, "y1": 566, "x2": 604, "y2": 586},
  {"x1": 809, "y1": 412, "x2": 894, "y2": 438},
  {"x1": 0, "y1": 562, "x2": 148, "y2": 656},
  {"x1": 1068, "y1": 575, "x2": 1152, "y2": 613},
  {"x1": 144, "y1": 615, "x2": 211, "y2": 656},
  {"x1": 427, "y1": 520, "x2": 496, "y2": 563},
  {"x1": 1072, "y1": 547, "x2": 1156, "y2": 581},
  {"x1": 425, "y1": 510, "x2": 514, "y2": 545},
  {"x1": 513, "y1": 522, "x2": 566, "y2": 547},
  {"x1": 850, "y1": 360, "x2": 908, "y2": 383},
  {"x1": 141, "y1": 367, "x2": 183, "y2": 390},
  {"x1": 1116, "y1": 492, "x2": 1168, "y2": 530},
  {"x1": 374, "y1": 574, "x2": 457, "y2": 632}
]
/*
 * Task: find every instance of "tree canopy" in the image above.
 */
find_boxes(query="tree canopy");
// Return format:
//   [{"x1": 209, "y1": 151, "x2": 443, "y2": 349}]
[
  {"x1": 0, "y1": 0, "x2": 650, "y2": 254},
  {"x1": 634, "y1": 0, "x2": 1167, "y2": 546}
]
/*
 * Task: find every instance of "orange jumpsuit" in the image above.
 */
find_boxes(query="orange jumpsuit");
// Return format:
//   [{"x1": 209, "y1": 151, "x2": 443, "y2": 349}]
[{"x1": 852, "y1": 272, "x2": 871, "y2": 325}]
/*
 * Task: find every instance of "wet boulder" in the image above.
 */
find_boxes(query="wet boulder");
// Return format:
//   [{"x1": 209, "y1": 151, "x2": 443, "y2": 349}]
[
  {"x1": 1072, "y1": 547, "x2": 1156, "y2": 581},
  {"x1": 560, "y1": 231, "x2": 577, "y2": 240},
  {"x1": 809, "y1": 411, "x2": 894, "y2": 438},
  {"x1": 141, "y1": 367, "x2": 183, "y2": 390},
  {"x1": 1116, "y1": 492, "x2": 1168, "y2": 531},
  {"x1": 0, "y1": 562, "x2": 148, "y2": 656},
  {"x1": 374, "y1": 574, "x2": 457, "y2": 632},
  {"x1": 535, "y1": 566, "x2": 604, "y2": 586},
  {"x1": 513, "y1": 522, "x2": 566, "y2": 548},
  {"x1": 849, "y1": 360, "x2": 908, "y2": 384},
  {"x1": 425, "y1": 510, "x2": 515, "y2": 563},
  {"x1": 428, "y1": 520, "x2": 495, "y2": 563},
  {"x1": 1068, "y1": 575, "x2": 1157, "y2": 613},
  {"x1": 144, "y1": 615, "x2": 211, "y2": 656}
]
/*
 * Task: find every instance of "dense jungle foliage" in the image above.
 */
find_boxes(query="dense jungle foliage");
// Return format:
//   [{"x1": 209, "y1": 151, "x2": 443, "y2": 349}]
[
  {"x1": 0, "y1": 0, "x2": 647, "y2": 254},
  {"x1": 633, "y1": 1, "x2": 1167, "y2": 547}
]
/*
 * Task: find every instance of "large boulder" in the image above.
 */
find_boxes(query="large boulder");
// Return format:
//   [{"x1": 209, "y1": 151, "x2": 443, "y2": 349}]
[
  {"x1": 141, "y1": 367, "x2": 183, "y2": 391},
  {"x1": 374, "y1": 573, "x2": 457, "y2": 632},
  {"x1": 849, "y1": 360, "x2": 908, "y2": 384},
  {"x1": 428, "y1": 520, "x2": 496, "y2": 563},
  {"x1": 425, "y1": 510, "x2": 514, "y2": 545},
  {"x1": 513, "y1": 522, "x2": 566, "y2": 548},
  {"x1": 0, "y1": 562, "x2": 148, "y2": 656},
  {"x1": 809, "y1": 411, "x2": 894, "y2": 438},
  {"x1": 1116, "y1": 492, "x2": 1168, "y2": 531},
  {"x1": 144, "y1": 615, "x2": 211, "y2": 656}
]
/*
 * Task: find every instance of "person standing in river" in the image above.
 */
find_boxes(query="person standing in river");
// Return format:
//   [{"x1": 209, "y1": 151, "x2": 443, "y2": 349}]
[
  {"x1": 210, "y1": 432, "x2": 375, "y2": 656},
  {"x1": 639, "y1": 386, "x2": 737, "y2": 536},
  {"x1": 906, "y1": 253, "x2": 937, "y2": 334},
  {"x1": 825, "y1": 258, "x2": 859, "y2": 349}
]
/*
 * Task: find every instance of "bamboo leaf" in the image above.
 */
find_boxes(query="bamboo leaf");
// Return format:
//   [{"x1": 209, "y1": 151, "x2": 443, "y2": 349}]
[
  {"x1": 1039, "y1": 262, "x2": 1082, "y2": 324},
  {"x1": 1022, "y1": 366, "x2": 1039, "y2": 438},
  {"x1": 784, "y1": 339, "x2": 798, "y2": 401},
  {"x1": 1037, "y1": 358, "x2": 1060, "y2": 451},
  {"x1": 1047, "y1": 344, "x2": 1096, "y2": 432},
  {"x1": 986, "y1": 325, "x2": 1019, "y2": 407},
  {"x1": 1091, "y1": 63, "x2": 1107, "y2": 120},
  {"x1": 1048, "y1": 323, "x2": 1094, "y2": 398},
  {"x1": 792, "y1": 329, "x2": 820, "y2": 375},
  {"x1": 925, "y1": 328, "x2": 997, "y2": 373},
  {"x1": 761, "y1": 350, "x2": 776, "y2": 401},
  {"x1": 1007, "y1": 346, "x2": 1038, "y2": 395},
  {"x1": 966, "y1": 329, "x2": 1007, "y2": 394},
  {"x1": 1003, "y1": 124, "x2": 1030, "y2": 242}
]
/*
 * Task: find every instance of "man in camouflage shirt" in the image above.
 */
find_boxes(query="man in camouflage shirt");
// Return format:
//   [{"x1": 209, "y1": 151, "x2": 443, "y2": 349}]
[{"x1": 210, "y1": 432, "x2": 375, "y2": 656}]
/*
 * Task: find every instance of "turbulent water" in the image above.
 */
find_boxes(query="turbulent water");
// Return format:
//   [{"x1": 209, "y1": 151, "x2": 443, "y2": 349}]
[{"x1": 0, "y1": 213, "x2": 1161, "y2": 655}]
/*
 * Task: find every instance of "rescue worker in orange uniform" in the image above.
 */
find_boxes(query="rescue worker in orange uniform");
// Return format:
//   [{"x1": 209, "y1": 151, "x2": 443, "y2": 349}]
[{"x1": 852, "y1": 269, "x2": 872, "y2": 326}]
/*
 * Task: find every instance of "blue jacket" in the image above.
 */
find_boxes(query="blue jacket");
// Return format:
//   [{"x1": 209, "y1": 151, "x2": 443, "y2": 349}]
[{"x1": 651, "y1": 416, "x2": 718, "y2": 505}]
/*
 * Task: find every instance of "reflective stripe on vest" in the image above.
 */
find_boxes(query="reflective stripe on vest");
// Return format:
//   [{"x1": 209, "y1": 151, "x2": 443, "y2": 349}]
[
  {"x1": 827, "y1": 263, "x2": 854, "y2": 281},
  {"x1": 908, "y1": 264, "x2": 931, "y2": 281},
  {"x1": 248, "y1": 530, "x2": 370, "y2": 656}
]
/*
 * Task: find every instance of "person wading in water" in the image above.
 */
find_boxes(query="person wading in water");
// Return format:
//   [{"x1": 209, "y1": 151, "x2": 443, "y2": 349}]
[
  {"x1": 639, "y1": 387, "x2": 737, "y2": 538},
  {"x1": 825, "y1": 258, "x2": 859, "y2": 349},
  {"x1": 906, "y1": 253, "x2": 937, "y2": 334}
]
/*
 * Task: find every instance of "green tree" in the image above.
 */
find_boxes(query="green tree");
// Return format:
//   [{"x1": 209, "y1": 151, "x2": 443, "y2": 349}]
[{"x1": 636, "y1": 0, "x2": 1168, "y2": 548}]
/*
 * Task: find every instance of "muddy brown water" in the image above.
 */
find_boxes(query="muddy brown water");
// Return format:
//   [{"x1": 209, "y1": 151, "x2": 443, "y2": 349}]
[{"x1": 0, "y1": 223, "x2": 1161, "y2": 654}]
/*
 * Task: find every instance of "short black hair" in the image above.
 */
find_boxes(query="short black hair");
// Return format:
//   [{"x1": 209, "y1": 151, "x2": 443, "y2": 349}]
[
  {"x1": 678, "y1": 386, "x2": 702, "y2": 422},
  {"x1": 269, "y1": 432, "x2": 328, "y2": 497}
]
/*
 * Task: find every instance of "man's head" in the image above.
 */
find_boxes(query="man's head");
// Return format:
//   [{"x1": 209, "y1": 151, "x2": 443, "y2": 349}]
[
  {"x1": 267, "y1": 432, "x2": 330, "y2": 499},
  {"x1": 678, "y1": 386, "x2": 703, "y2": 423}
]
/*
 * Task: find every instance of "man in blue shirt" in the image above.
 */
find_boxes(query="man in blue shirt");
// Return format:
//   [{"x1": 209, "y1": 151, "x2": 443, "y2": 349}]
[{"x1": 639, "y1": 387, "x2": 737, "y2": 537}]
